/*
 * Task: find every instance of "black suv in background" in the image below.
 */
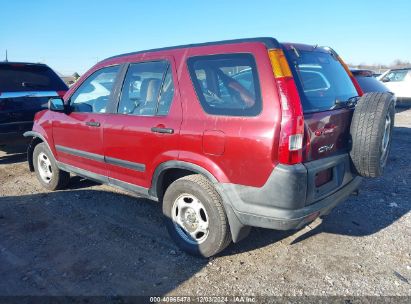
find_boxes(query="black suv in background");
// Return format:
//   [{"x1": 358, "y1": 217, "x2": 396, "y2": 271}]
[
  {"x1": 350, "y1": 69, "x2": 391, "y2": 94},
  {"x1": 0, "y1": 62, "x2": 68, "y2": 146}
]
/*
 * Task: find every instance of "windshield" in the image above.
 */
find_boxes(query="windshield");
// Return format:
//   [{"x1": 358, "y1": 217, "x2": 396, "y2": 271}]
[
  {"x1": 285, "y1": 49, "x2": 358, "y2": 113},
  {"x1": 0, "y1": 64, "x2": 68, "y2": 92}
]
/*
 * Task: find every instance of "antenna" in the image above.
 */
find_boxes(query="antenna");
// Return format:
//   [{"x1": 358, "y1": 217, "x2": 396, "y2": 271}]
[{"x1": 5, "y1": 50, "x2": 8, "y2": 62}]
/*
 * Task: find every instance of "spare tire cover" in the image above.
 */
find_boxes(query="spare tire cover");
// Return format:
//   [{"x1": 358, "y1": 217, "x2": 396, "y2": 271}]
[{"x1": 350, "y1": 92, "x2": 395, "y2": 177}]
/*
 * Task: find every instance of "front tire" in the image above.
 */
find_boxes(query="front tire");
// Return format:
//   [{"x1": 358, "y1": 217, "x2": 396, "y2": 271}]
[
  {"x1": 33, "y1": 143, "x2": 70, "y2": 190},
  {"x1": 162, "y1": 174, "x2": 231, "y2": 258}
]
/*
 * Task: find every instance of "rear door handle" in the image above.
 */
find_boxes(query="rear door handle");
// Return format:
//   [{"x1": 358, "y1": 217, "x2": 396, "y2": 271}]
[
  {"x1": 151, "y1": 127, "x2": 174, "y2": 134},
  {"x1": 85, "y1": 121, "x2": 100, "y2": 127}
]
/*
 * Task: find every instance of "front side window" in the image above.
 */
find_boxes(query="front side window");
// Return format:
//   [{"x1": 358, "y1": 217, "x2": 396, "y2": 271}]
[
  {"x1": 70, "y1": 65, "x2": 120, "y2": 113},
  {"x1": 187, "y1": 54, "x2": 262, "y2": 116},
  {"x1": 118, "y1": 61, "x2": 174, "y2": 116}
]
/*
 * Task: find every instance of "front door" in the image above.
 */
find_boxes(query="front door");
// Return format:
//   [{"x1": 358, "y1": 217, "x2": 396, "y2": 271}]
[
  {"x1": 52, "y1": 65, "x2": 121, "y2": 177},
  {"x1": 103, "y1": 58, "x2": 182, "y2": 189}
]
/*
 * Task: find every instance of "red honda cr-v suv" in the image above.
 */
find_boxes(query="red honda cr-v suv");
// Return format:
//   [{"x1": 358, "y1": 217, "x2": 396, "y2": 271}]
[{"x1": 24, "y1": 38, "x2": 395, "y2": 257}]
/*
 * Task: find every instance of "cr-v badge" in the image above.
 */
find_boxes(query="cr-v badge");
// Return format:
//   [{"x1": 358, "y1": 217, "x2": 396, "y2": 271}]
[{"x1": 318, "y1": 144, "x2": 334, "y2": 153}]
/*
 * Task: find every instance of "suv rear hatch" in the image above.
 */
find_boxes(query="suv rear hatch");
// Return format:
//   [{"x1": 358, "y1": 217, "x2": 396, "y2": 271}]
[{"x1": 282, "y1": 44, "x2": 360, "y2": 163}]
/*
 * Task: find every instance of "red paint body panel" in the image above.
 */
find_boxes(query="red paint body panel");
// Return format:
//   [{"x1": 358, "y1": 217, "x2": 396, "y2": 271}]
[
  {"x1": 176, "y1": 43, "x2": 281, "y2": 187},
  {"x1": 203, "y1": 130, "x2": 225, "y2": 156},
  {"x1": 31, "y1": 110, "x2": 55, "y2": 154},
  {"x1": 52, "y1": 112, "x2": 107, "y2": 176},
  {"x1": 30, "y1": 39, "x2": 359, "y2": 192}
]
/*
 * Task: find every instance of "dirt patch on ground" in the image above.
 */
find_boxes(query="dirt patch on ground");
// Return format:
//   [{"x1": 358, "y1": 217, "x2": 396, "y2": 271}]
[{"x1": 0, "y1": 108, "x2": 410, "y2": 297}]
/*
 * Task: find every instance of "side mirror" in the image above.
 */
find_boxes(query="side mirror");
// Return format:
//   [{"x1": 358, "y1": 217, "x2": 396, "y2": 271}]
[
  {"x1": 381, "y1": 77, "x2": 390, "y2": 83},
  {"x1": 48, "y1": 97, "x2": 67, "y2": 112}
]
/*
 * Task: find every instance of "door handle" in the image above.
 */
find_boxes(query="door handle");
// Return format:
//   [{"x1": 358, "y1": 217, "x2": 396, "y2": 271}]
[
  {"x1": 151, "y1": 126, "x2": 174, "y2": 134},
  {"x1": 85, "y1": 121, "x2": 101, "y2": 127}
]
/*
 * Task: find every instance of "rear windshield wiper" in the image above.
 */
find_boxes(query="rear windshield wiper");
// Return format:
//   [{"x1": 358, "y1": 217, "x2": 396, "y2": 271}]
[{"x1": 334, "y1": 96, "x2": 360, "y2": 109}]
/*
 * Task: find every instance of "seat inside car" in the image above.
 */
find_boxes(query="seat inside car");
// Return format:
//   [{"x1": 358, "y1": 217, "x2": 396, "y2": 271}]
[{"x1": 136, "y1": 78, "x2": 161, "y2": 115}]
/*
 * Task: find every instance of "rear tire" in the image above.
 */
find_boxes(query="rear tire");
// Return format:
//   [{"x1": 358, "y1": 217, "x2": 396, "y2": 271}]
[
  {"x1": 33, "y1": 143, "x2": 70, "y2": 190},
  {"x1": 350, "y1": 92, "x2": 395, "y2": 177},
  {"x1": 162, "y1": 174, "x2": 231, "y2": 258}
]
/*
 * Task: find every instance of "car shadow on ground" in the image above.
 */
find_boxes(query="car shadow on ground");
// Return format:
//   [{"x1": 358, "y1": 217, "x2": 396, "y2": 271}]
[
  {"x1": 0, "y1": 143, "x2": 28, "y2": 165},
  {"x1": 66, "y1": 176, "x2": 100, "y2": 190},
  {"x1": 0, "y1": 152, "x2": 26, "y2": 165},
  {"x1": 0, "y1": 189, "x2": 208, "y2": 296}
]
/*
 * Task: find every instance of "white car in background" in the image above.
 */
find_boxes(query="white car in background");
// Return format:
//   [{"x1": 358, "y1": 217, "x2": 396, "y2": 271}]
[{"x1": 378, "y1": 68, "x2": 411, "y2": 105}]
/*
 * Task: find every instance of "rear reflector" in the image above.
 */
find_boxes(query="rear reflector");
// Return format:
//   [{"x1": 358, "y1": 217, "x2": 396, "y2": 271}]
[{"x1": 289, "y1": 134, "x2": 303, "y2": 151}]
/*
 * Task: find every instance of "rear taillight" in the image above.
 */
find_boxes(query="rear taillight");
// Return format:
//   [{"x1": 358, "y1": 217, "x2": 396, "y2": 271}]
[
  {"x1": 269, "y1": 49, "x2": 304, "y2": 165},
  {"x1": 57, "y1": 90, "x2": 66, "y2": 98}
]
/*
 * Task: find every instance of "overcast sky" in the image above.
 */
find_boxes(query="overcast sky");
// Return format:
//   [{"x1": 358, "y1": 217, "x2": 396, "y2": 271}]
[{"x1": 1, "y1": 0, "x2": 410, "y2": 75}]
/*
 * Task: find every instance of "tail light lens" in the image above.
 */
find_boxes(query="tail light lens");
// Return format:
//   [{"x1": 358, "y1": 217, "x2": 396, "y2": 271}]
[
  {"x1": 57, "y1": 90, "x2": 66, "y2": 98},
  {"x1": 269, "y1": 49, "x2": 304, "y2": 165}
]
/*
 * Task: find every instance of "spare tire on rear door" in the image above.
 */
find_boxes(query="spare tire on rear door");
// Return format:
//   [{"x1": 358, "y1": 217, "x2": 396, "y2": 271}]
[{"x1": 350, "y1": 92, "x2": 395, "y2": 177}]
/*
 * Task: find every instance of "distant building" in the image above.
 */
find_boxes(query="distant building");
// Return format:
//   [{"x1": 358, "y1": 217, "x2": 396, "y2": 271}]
[
  {"x1": 57, "y1": 72, "x2": 80, "y2": 86},
  {"x1": 61, "y1": 76, "x2": 77, "y2": 86}
]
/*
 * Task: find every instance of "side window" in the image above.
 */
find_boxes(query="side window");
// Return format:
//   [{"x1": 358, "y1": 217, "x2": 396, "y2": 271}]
[
  {"x1": 157, "y1": 68, "x2": 174, "y2": 115},
  {"x1": 187, "y1": 53, "x2": 262, "y2": 116},
  {"x1": 70, "y1": 65, "x2": 120, "y2": 113},
  {"x1": 386, "y1": 70, "x2": 407, "y2": 82},
  {"x1": 118, "y1": 61, "x2": 174, "y2": 116}
]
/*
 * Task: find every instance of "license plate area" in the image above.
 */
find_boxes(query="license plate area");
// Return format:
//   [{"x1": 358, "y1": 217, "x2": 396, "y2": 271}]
[
  {"x1": 304, "y1": 154, "x2": 354, "y2": 206},
  {"x1": 315, "y1": 168, "x2": 333, "y2": 187}
]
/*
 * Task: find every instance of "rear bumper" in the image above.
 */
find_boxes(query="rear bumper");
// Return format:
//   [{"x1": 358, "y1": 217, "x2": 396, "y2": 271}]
[
  {"x1": 230, "y1": 176, "x2": 361, "y2": 230},
  {"x1": 217, "y1": 154, "x2": 361, "y2": 239}
]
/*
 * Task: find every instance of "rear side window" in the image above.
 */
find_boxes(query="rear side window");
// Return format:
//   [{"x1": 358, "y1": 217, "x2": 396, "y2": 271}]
[
  {"x1": 187, "y1": 54, "x2": 262, "y2": 116},
  {"x1": 0, "y1": 64, "x2": 67, "y2": 92},
  {"x1": 285, "y1": 50, "x2": 358, "y2": 113}
]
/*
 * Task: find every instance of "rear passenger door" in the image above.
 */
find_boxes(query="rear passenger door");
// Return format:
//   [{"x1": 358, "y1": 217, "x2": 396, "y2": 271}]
[{"x1": 103, "y1": 58, "x2": 182, "y2": 189}]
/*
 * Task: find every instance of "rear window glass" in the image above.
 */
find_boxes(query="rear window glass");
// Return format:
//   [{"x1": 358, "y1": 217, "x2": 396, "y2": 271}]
[
  {"x1": 285, "y1": 50, "x2": 358, "y2": 113},
  {"x1": 0, "y1": 64, "x2": 67, "y2": 92},
  {"x1": 187, "y1": 53, "x2": 262, "y2": 116}
]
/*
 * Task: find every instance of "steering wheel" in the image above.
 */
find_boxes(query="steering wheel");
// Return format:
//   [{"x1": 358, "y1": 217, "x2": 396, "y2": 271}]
[
  {"x1": 216, "y1": 70, "x2": 255, "y2": 108},
  {"x1": 203, "y1": 89, "x2": 224, "y2": 103}
]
